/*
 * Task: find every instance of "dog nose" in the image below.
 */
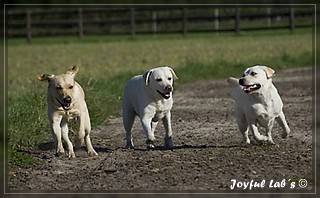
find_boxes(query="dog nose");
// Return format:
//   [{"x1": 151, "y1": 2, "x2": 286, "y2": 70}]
[
  {"x1": 64, "y1": 96, "x2": 72, "y2": 103},
  {"x1": 165, "y1": 85, "x2": 172, "y2": 92},
  {"x1": 239, "y1": 78, "x2": 244, "y2": 85}
]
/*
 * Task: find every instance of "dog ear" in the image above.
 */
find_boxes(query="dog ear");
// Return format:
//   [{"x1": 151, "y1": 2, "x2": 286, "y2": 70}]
[
  {"x1": 167, "y1": 67, "x2": 178, "y2": 80},
  {"x1": 143, "y1": 69, "x2": 153, "y2": 86},
  {"x1": 66, "y1": 65, "x2": 79, "y2": 77},
  {"x1": 38, "y1": 74, "x2": 54, "y2": 81},
  {"x1": 263, "y1": 66, "x2": 275, "y2": 79}
]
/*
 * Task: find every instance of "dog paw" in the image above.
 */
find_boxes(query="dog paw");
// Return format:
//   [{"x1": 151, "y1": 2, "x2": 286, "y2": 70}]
[
  {"x1": 165, "y1": 137, "x2": 174, "y2": 149},
  {"x1": 68, "y1": 152, "x2": 76, "y2": 158},
  {"x1": 55, "y1": 149, "x2": 65, "y2": 157},
  {"x1": 268, "y1": 140, "x2": 275, "y2": 145},
  {"x1": 88, "y1": 150, "x2": 98, "y2": 157},
  {"x1": 242, "y1": 139, "x2": 251, "y2": 144},
  {"x1": 147, "y1": 144, "x2": 155, "y2": 149},
  {"x1": 146, "y1": 139, "x2": 155, "y2": 149},
  {"x1": 125, "y1": 143, "x2": 135, "y2": 149},
  {"x1": 281, "y1": 131, "x2": 290, "y2": 139}
]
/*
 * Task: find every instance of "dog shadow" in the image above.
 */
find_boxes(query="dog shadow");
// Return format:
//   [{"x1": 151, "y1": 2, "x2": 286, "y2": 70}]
[
  {"x1": 38, "y1": 141, "x2": 113, "y2": 153},
  {"x1": 37, "y1": 141, "x2": 242, "y2": 154},
  {"x1": 38, "y1": 141, "x2": 55, "y2": 151},
  {"x1": 124, "y1": 144, "x2": 241, "y2": 152}
]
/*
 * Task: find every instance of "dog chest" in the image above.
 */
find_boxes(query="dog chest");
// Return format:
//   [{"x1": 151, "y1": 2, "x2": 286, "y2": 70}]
[
  {"x1": 251, "y1": 104, "x2": 277, "y2": 127},
  {"x1": 58, "y1": 109, "x2": 80, "y2": 122},
  {"x1": 151, "y1": 109, "x2": 169, "y2": 122}
]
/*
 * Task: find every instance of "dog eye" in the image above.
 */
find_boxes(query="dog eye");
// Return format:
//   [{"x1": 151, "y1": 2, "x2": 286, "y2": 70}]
[
  {"x1": 69, "y1": 86, "x2": 74, "y2": 89},
  {"x1": 156, "y1": 78, "x2": 162, "y2": 82},
  {"x1": 168, "y1": 77, "x2": 172, "y2": 81},
  {"x1": 251, "y1": 72, "x2": 257, "y2": 76},
  {"x1": 56, "y1": 86, "x2": 62, "y2": 90}
]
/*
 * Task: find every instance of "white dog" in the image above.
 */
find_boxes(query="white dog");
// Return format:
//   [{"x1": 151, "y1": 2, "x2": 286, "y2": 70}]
[
  {"x1": 228, "y1": 65, "x2": 290, "y2": 144},
  {"x1": 38, "y1": 66, "x2": 97, "y2": 158},
  {"x1": 122, "y1": 66, "x2": 178, "y2": 149}
]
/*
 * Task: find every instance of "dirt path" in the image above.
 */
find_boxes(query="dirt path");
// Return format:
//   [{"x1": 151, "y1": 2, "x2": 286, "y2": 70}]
[{"x1": 7, "y1": 67, "x2": 314, "y2": 193}]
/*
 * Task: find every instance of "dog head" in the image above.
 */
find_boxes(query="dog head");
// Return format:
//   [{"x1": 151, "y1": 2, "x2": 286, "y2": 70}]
[
  {"x1": 239, "y1": 65, "x2": 275, "y2": 94},
  {"x1": 143, "y1": 66, "x2": 178, "y2": 99},
  {"x1": 38, "y1": 66, "x2": 79, "y2": 110}
]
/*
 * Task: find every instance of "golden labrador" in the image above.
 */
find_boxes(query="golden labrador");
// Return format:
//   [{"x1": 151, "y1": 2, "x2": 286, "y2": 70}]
[{"x1": 38, "y1": 66, "x2": 97, "y2": 158}]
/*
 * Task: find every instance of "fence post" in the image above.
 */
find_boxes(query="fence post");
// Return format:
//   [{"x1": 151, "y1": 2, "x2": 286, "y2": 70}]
[
  {"x1": 289, "y1": 7, "x2": 295, "y2": 32},
  {"x1": 182, "y1": 7, "x2": 188, "y2": 36},
  {"x1": 78, "y1": 8, "x2": 84, "y2": 39},
  {"x1": 152, "y1": 10, "x2": 157, "y2": 35},
  {"x1": 235, "y1": 6, "x2": 240, "y2": 34},
  {"x1": 267, "y1": 8, "x2": 271, "y2": 28},
  {"x1": 214, "y1": 8, "x2": 219, "y2": 31},
  {"x1": 26, "y1": 10, "x2": 32, "y2": 43},
  {"x1": 130, "y1": 8, "x2": 136, "y2": 37}
]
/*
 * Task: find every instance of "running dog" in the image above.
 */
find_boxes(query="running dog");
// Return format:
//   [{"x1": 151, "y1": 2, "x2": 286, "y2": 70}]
[
  {"x1": 122, "y1": 66, "x2": 178, "y2": 149},
  {"x1": 38, "y1": 66, "x2": 97, "y2": 158},
  {"x1": 228, "y1": 65, "x2": 290, "y2": 144}
]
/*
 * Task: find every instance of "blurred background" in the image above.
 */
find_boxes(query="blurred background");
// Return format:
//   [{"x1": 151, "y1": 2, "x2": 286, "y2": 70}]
[{"x1": 6, "y1": 5, "x2": 313, "y2": 42}]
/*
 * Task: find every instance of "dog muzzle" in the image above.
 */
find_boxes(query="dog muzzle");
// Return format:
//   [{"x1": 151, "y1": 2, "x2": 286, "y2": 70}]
[
  {"x1": 242, "y1": 84, "x2": 262, "y2": 94},
  {"x1": 56, "y1": 98, "x2": 72, "y2": 111},
  {"x1": 156, "y1": 90, "x2": 171, "y2": 99}
]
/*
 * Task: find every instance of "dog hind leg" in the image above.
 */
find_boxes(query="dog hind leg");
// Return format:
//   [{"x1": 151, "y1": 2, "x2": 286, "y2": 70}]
[
  {"x1": 123, "y1": 105, "x2": 136, "y2": 149},
  {"x1": 265, "y1": 120, "x2": 275, "y2": 144},
  {"x1": 74, "y1": 117, "x2": 85, "y2": 148},
  {"x1": 236, "y1": 111, "x2": 250, "y2": 144},
  {"x1": 84, "y1": 129, "x2": 97, "y2": 156},
  {"x1": 276, "y1": 111, "x2": 290, "y2": 139},
  {"x1": 83, "y1": 115, "x2": 97, "y2": 156}
]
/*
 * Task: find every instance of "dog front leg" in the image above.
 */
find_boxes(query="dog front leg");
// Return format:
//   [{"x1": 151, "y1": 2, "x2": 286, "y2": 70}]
[
  {"x1": 50, "y1": 115, "x2": 64, "y2": 156},
  {"x1": 162, "y1": 111, "x2": 173, "y2": 149},
  {"x1": 276, "y1": 111, "x2": 290, "y2": 139},
  {"x1": 141, "y1": 117, "x2": 155, "y2": 149},
  {"x1": 61, "y1": 118, "x2": 75, "y2": 158},
  {"x1": 249, "y1": 123, "x2": 268, "y2": 143}
]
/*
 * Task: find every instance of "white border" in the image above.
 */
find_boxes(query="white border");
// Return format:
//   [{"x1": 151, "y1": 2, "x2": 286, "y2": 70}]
[{"x1": 3, "y1": 3, "x2": 317, "y2": 195}]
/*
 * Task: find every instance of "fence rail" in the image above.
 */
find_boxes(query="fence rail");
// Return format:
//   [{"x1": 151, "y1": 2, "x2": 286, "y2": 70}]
[{"x1": 5, "y1": 6, "x2": 314, "y2": 43}]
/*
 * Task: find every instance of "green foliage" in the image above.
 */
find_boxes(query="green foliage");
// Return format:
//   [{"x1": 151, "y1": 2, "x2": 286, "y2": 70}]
[
  {"x1": 86, "y1": 70, "x2": 139, "y2": 127},
  {"x1": 7, "y1": 30, "x2": 313, "y2": 167},
  {"x1": 8, "y1": 149, "x2": 36, "y2": 168},
  {"x1": 8, "y1": 91, "x2": 49, "y2": 150}
]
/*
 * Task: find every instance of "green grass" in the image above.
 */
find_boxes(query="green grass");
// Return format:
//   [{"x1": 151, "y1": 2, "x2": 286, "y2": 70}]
[{"x1": 7, "y1": 29, "x2": 313, "y2": 167}]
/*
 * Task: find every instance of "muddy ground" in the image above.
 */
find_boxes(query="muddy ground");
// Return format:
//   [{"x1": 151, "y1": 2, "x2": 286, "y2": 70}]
[{"x1": 7, "y1": 67, "x2": 316, "y2": 196}]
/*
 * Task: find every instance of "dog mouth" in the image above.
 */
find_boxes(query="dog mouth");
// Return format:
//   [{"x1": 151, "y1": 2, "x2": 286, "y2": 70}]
[
  {"x1": 242, "y1": 84, "x2": 261, "y2": 94},
  {"x1": 156, "y1": 90, "x2": 171, "y2": 99},
  {"x1": 56, "y1": 98, "x2": 71, "y2": 110}
]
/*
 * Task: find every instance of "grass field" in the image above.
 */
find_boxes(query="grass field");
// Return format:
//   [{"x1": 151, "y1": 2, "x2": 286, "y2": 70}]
[{"x1": 7, "y1": 29, "x2": 313, "y2": 167}]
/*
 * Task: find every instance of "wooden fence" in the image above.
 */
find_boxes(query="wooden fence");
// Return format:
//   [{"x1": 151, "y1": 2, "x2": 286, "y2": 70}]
[{"x1": 6, "y1": 6, "x2": 314, "y2": 43}]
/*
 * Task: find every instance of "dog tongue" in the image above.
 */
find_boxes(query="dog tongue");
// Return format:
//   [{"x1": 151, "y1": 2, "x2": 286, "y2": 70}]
[{"x1": 63, "y1": 103, "x2": 71, "y2": 110}]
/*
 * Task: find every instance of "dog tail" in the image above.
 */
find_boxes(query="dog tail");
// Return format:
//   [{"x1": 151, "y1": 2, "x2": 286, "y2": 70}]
[{"x1": 227, "y1": 77, "x2": 239, "y2": 86}]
